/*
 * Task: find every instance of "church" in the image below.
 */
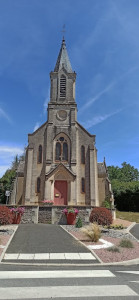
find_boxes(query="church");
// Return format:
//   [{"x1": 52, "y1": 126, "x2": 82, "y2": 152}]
[{"x1": 11, "y1": 38, "x2": 113, "y2": 207}]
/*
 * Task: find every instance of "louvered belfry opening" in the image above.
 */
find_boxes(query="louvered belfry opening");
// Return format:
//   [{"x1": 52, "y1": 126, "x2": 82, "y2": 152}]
[{"x1": 60, "y1": 75, "x2": 66, "y2": 98}]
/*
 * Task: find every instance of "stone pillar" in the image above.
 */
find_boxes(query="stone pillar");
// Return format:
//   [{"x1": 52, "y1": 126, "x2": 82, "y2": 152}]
[
  {"x1": 94, "y1": 148, "x2": 99, "y2": 206},
  {"x1": 89, "y1": 145, "x2": 99, "y2": 206},
  {"x1": 25, "y1": 149, "x2": 33, "y2": 202},
  {"x1": 70, "y1": 181, "x2": 76, "y2": 205}
]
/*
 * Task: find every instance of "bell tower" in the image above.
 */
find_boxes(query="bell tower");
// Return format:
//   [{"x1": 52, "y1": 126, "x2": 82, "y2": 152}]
[{"x1": 47, "y1": 38, "x2": 77, "y2": 126}]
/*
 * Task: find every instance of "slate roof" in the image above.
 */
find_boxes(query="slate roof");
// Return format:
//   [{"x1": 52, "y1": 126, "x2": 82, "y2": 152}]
[
  {"x1": 97, "y1": 162, "x2": 107, "y2": 178},
  {"x1": 54, "y1": 38, "x2": 73, "y2": 73}
]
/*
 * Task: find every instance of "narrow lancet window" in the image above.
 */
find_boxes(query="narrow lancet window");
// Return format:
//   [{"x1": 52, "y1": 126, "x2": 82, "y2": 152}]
[
  {"x1": 81, "y1": 145, "x2": 85, "y2": 164},
  {"x1": 60, "y1": 75, "x2": 66, "y2": 98},
  {"x1": 63, "y1": 142, "x2": 68, "y2": 161},
  {"x1": 38, "y1": 145, "x2": 42, "y2": 163},
  {"x1": 81, "y1": 178, "x2": 85, "y2": 193},
  {"x1": 37, "y1": 177, "x2": 41, "y2": 193},
  {"x1": 56, "y1": 142, "x2": 61, "y2": 160}
]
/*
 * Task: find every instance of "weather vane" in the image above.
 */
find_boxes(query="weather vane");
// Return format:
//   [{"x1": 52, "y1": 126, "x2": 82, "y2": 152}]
[{"x1": 61, "y1": 24, "x2": 66, "y2": 39}]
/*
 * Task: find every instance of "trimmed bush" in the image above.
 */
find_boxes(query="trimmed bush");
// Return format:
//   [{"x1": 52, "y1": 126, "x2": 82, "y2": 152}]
[
  {"x1": 0, "y1": 206, "x2": 13, "y2": 225},
  {"x1": 89, "y1": 207, "x2": 112, "y2": 226},
  {"x1": 81, "y1": 223, "x2": 101, "y2": 242}
]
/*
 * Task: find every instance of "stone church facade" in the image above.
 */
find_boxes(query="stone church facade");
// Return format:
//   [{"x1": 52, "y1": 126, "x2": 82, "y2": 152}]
[{"x1": 11, "y1": 38, "x2": 113, "y2": 207}]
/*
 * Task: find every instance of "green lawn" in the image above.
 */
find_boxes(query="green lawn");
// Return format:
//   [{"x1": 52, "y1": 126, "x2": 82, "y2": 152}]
[{"x1": 116, "y1": 211, "x2": 139, "y2": 223}]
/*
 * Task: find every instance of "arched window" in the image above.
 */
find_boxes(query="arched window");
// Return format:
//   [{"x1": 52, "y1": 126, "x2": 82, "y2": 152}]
[
  {"x1": 55, "y1": 137, "x2": 68, "y2": 162},
  {"x1": 60, "y1": 75, "x2": 66, "y2": 98},
  {"x1": 81, "y1": 178, "x2": 85, "y2": 193},
  {"x1": 37, "y1": 177, "x2": 41, "y2": 193},
  {"x1": 38, "y1": 145, "x2": 42, "y2": 163},
  {"x1": 56, "y1": 142, "x2": 61, "y2": 160},
  {"x1": 63, "y1": 142, "x2": 68, "y2": 161},
  {"x1": 81, "y1": 145, "x2": 85, "y2": 164}
]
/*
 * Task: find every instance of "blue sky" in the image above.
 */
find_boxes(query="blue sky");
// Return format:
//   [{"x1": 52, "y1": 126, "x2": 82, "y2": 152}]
[{"x1": 0, "y1": 0, "x2": 139, "y2": 177}]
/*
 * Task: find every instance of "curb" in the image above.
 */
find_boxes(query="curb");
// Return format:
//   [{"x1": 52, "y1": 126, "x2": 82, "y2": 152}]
[
  {"x1": 126, "y1": 222, "x2": 139, "y2": 242},
  {"x1": 1, "y1": 258, "x2": 139, "y2": 267},
  {"x1": 0, "y1": 225, "x2": 18, "y2": 263}
]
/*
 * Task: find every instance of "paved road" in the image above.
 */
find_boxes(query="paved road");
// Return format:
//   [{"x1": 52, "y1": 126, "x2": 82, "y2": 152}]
[
  {"x1": 130, "y1": 224, "x2": 139, "y2": 240},
  {"x1": 3, "y1": 224, "x2": 99, "y2": 264},
  {"x1": 0, "y1": 264, "x2": 138, "y2": 299}
]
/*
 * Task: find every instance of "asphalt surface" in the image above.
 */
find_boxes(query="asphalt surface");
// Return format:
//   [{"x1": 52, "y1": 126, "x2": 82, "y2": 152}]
[
  {"x1": 0, "y1": 264, "x2": 138, "y2": 299},
  {"x1": 5, "y1": 224, "x2": 91, "y2": 254},
  {"x1": 130, "y1": 224, "x2": 139, "y2": 240}
]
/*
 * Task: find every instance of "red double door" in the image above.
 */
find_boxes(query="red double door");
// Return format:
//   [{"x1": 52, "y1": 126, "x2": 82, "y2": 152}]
[{"x1": 54, "y1": 180, "x2": 67, "y2": 205}]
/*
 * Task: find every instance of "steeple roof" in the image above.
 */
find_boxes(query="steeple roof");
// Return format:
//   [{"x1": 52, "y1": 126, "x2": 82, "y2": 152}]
[{"x1": 54, "y1": 38, "x2": 73, "y2": 73}]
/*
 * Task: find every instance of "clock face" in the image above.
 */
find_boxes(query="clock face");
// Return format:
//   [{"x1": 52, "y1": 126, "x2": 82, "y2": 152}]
[{"x1": 57, "y1": 110, "x2": 67, "y2": 121}]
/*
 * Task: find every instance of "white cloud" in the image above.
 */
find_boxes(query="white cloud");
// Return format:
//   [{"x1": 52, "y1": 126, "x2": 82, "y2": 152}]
[
  {"x1": 81, "y1": 109, "x2": 122, "y2": 129},
  {"x1": 0, "y1": 146, "x2": 23, "y2": 155},
  {"x1": 43, "y1": 88, "x2": 50, "y2": 113},
  {"x1": 78, "y1": 81, "x2": 115, "y2": 115},
  {"x1": 33, "y1": 122, "x2": 40, "y2": 132},
  {"x1": 0, "y1": 107, "x2": 12, "y2": 124},
  {"x1": 0, "y1": 145, "x2": 24, "y2": 177}
]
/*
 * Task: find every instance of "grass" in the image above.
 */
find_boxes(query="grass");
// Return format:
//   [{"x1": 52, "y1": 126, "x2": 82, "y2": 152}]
[
  {"x1": 119, "y1": 238, "x2": 134, "y2": 248},
  {"x1": 116, "y1": 211, "x2": 139, "y2": 223}
]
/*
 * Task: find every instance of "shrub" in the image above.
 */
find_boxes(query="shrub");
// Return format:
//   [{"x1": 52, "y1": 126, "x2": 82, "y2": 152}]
[
  {"x1": 75, "y1": 217, "x2": 82, "y2": 228},
  {"x1": 102, "y1": 198, "x2": 111, "y2": 209},
  {"x1": 104, "y1": 224, "x2": 124, "y2": 230},
  {"x1": 89, "y1": 207, "x2": 112, "y2": 226},
  {"x1": 119, "y1": 239, "x2": 134, "y2": 248},
  {"x1": 81, "y1": 223, "x2": 101, "y2": 242},
  {"x1": 107, "y1": 246, "x2": 120, "y2": 252},
  {"x1": 0, "y1": 206, "x2": 13, "y2": 225}
]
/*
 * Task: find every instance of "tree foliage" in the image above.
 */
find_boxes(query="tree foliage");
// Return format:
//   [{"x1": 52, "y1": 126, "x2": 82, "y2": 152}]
[
  {"x1": 107, "y1": 162, "x2": 139, "y2": 212},
  {"x1": 107, "y1": 162, "x2": 139, "y2": 182},
  {"x1": 0, "y1": 153, "x2": 25, "y2": 204}
]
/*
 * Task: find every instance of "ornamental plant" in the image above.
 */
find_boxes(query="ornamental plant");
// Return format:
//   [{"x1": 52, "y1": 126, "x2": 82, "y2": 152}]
[
  {"x1": 0, "y1": 206, "x2": 14, "y2": 225},
  {"x1": 63, "y1": 207, "x2": 79, "y2": 215},
  {"x1": 10, "y1": 207, "x2": 25, "y2": 215},
  {"x1": 89, "y1": 207, "x2": 112, "y2": 226},
  {"x1": 81, "y1": 223, "x2": 101, "y2": 242},
  {"x1": 41, "y1": 200, "x2": 54, "y2": 205}
]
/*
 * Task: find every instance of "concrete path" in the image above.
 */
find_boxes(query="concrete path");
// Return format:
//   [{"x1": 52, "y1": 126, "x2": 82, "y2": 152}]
[
  {"x1": 130, "y1": 224, "x2": 139, "y2": 240},
  {"x1": 3, "y1": 224, "x2": 98, "y2": 264}
]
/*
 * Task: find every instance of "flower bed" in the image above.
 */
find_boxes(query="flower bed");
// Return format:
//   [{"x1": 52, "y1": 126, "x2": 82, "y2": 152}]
[{"x1": 62, "y1": 225, "x2": 139, "y2": 263}]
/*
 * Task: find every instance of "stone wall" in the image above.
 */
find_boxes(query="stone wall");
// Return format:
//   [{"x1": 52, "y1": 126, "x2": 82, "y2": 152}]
[
  {"x1": 7, "y1": 205, "x2": 116, "y2": 224},
  {"x1": 38, "y1": 207, "x2": 52, "y2": 224}
]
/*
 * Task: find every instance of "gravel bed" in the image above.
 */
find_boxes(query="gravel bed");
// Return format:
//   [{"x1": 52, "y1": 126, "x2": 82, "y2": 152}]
[
  {"x1": 62, "y1": 225, "x2": 137, "y2": 241},
  {"x1": 101, "y1": 228, "x2": 137, "y2": 241}
]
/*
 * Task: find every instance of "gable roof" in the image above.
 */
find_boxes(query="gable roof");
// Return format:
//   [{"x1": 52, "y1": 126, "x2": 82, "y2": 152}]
[{"x1": 46, "y1": 163, "x2": 76, "y2": 179}]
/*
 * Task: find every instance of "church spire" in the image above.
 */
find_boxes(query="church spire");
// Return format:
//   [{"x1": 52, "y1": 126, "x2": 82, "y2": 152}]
[{"x1": 54, "y1": 38, "x2": 73, "y2": 73}]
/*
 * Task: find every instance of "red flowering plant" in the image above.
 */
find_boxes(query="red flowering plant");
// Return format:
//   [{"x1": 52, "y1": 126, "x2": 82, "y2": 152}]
[
  {"x1": 63, "y1": 207, "x2": 79, "y2": 215},
  {"x1": 41, "y1": 200, "x2": 54, "y2": 206}
]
